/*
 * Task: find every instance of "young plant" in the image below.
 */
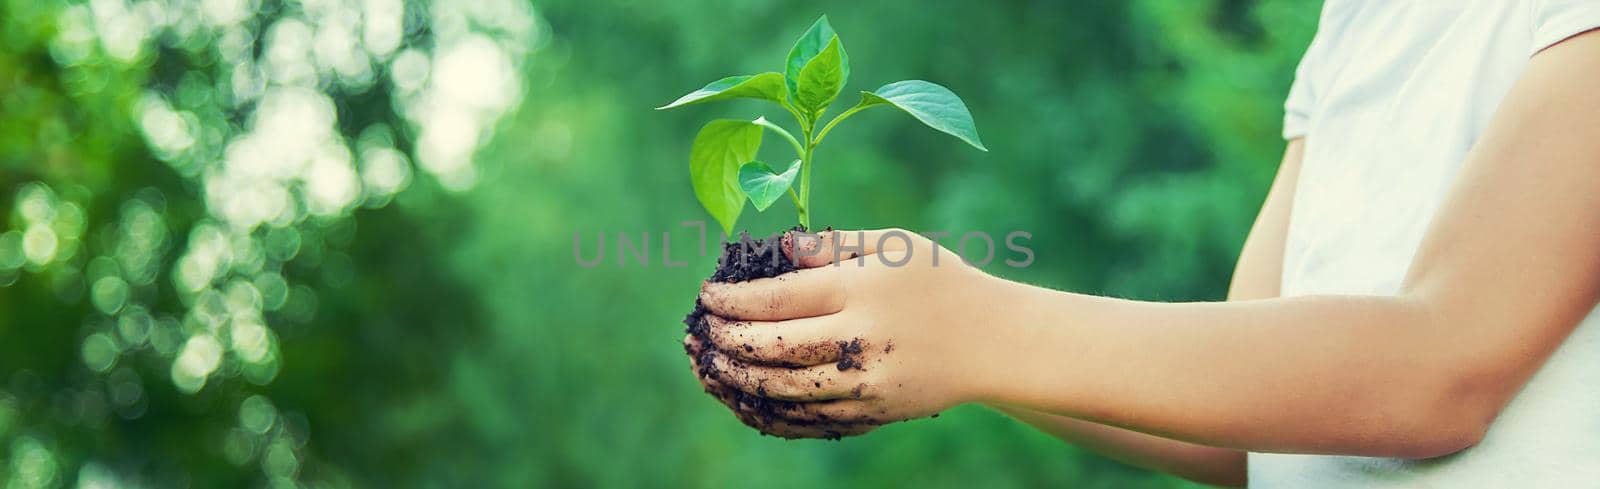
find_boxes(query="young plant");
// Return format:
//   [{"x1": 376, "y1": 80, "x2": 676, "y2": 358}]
[{"x1": 658, "y1": 15, "x2": 987, "y2": 235}]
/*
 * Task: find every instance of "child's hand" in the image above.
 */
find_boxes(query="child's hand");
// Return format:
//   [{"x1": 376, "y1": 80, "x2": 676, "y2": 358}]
[{"x1": 694, "y1": 229, "x2": 1003, "y2": 436}]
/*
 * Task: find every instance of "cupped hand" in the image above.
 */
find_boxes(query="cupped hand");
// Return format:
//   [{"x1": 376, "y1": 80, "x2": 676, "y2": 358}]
[{"x1": 693, "y1": 229, "x2": 1003, "y2": 437}]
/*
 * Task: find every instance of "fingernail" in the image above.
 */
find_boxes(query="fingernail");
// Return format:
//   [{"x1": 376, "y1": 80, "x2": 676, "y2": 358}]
[
  {"x1": 702, "y1": 314, "x2": 724, "y2": 329},
  {"x1": 784, "y1": 230, "x2": 822, "y2": 260},
  {"x1": 797, "y1": 233, "x2": 820, "y2": 252}
]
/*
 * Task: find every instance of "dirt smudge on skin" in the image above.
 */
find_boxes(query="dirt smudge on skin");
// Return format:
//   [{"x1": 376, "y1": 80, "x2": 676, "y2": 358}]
[{"x1": 835, "y1": 338, "x2": 865, "y2": 371}]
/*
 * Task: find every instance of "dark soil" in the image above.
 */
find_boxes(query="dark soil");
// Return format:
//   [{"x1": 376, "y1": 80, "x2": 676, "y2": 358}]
[
  {"x1": 834, "y1": 339, "x2": 865, "y2": 371},
  {"x1": 707, "y1": 229, "x2": 799, "y2": 283},
  {"x1": 683, "y1": 226, "x2": 868, "y2": 438}
]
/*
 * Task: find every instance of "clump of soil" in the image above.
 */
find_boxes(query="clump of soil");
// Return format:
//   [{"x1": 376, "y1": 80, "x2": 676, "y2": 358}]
[
  {"x1": 684, "y1": 226, "x2": 863, "y2": 438},
  {"x1": 707, "y1": 229, "x2": 799, "y2": 283}
]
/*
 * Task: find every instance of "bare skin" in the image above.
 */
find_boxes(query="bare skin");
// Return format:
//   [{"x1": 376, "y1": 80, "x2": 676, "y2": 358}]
[{"x1": 688, "y1": 30, "x2": 1600, "y2": 486}]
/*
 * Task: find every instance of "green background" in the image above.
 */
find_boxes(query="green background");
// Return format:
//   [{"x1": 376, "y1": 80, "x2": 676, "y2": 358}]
[{"x1": 0, "y1": 0, "x2": 1317, "y2": 487}]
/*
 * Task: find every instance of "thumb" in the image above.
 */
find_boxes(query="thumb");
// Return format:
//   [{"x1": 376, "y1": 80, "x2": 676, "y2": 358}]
[{"x1": 784, "y1": 228, "x2": 919, "y2": 268}]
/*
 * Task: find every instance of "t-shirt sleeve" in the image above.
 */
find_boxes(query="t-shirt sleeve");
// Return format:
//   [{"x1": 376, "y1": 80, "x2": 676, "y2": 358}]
[
  {"x1": 1283, "y1": 24, "x2": 1333, "y2": 140},
  {"x1": 1282, "y1": 60, "x2": 1315, "y2": 141},
  {"x1": 1531, "y1": 0, "x2": 1600, "y2": 55}
]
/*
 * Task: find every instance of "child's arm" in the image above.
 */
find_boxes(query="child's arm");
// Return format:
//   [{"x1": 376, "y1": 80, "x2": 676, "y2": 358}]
[
  {"x1": 978, "y1": 140, "x2": 1303, "y2": 487},
  {"x1": 991, "y1": 407, "x2": 1247, "y2": 487},
  {"x1": 693, "y1": 30, "x2": 1600, "y2": 458}
]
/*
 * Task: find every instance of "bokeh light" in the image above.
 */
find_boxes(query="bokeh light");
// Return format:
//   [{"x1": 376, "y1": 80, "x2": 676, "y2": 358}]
[{"x1": 3, "y1": 0, "x2": 539, "y2": 485}]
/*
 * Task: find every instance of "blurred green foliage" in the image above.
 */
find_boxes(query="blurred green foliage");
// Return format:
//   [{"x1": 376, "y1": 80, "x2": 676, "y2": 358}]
[{"x1": 0, "y1": 0, "x2": 1316, "y2": 487}]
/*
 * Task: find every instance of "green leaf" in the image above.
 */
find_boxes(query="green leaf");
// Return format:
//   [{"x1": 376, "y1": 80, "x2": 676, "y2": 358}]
[
  {"x1": 689, "y1": 120, "x2": 763, "y2": 235},
  {"x1": 795, "y1": 36, "x2": 847, "y2": 111},
  {"x1": 738, "y1": 159, "x2": 801, "y2": 212},
  {"x1": 657, "y1": 72, "x2": 786, "y2": 110},
  {"x1": 784, "y1": 15, "x2": 850, "y2": 99},
  {"x1": 857, "y1": 80, "x2": 987, "y2": 151}
]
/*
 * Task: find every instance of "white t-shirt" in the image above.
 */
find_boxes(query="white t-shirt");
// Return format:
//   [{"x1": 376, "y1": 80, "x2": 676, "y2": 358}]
[{"x1": 1255, "y1": 0, "x2": 1600, "y2": 487}]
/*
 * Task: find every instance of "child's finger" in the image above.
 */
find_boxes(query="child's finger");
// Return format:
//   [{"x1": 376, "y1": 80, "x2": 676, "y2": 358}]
[
  {"x1": 699, "y1": 267, "x2": 844, "y2": 320},
  {"x1": 749, "y1": 416, "x2": 877, "y2": 440},
  {"x1": 704, "y1": 350, "x2": 873, "y2": 402},
  {"x1": 742, "y1": 397, "x2": 882, "y2": 425},
  {"x1": 785, "y1": 228, "x2": 918, "y2": 268},
  {"x1": 703, "y1": 314, "x2": 849, "y2": 367}
]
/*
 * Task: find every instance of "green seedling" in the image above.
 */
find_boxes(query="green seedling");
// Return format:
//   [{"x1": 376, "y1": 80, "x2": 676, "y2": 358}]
[{"x1": 658, "y1": 15, "x2": 987, "y2": 234}]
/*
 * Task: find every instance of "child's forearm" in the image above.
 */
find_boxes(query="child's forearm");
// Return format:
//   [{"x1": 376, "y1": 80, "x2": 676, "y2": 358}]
[
  {"x1": 992, "y1": 404, "x2": 1246, "y2": 487},
  {"x1": 967, "y1": 282, "x2": 1490, "y2": 459},
  {"x1": 984, "y1": 143, "x2": 1296, "y2": 485}
]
